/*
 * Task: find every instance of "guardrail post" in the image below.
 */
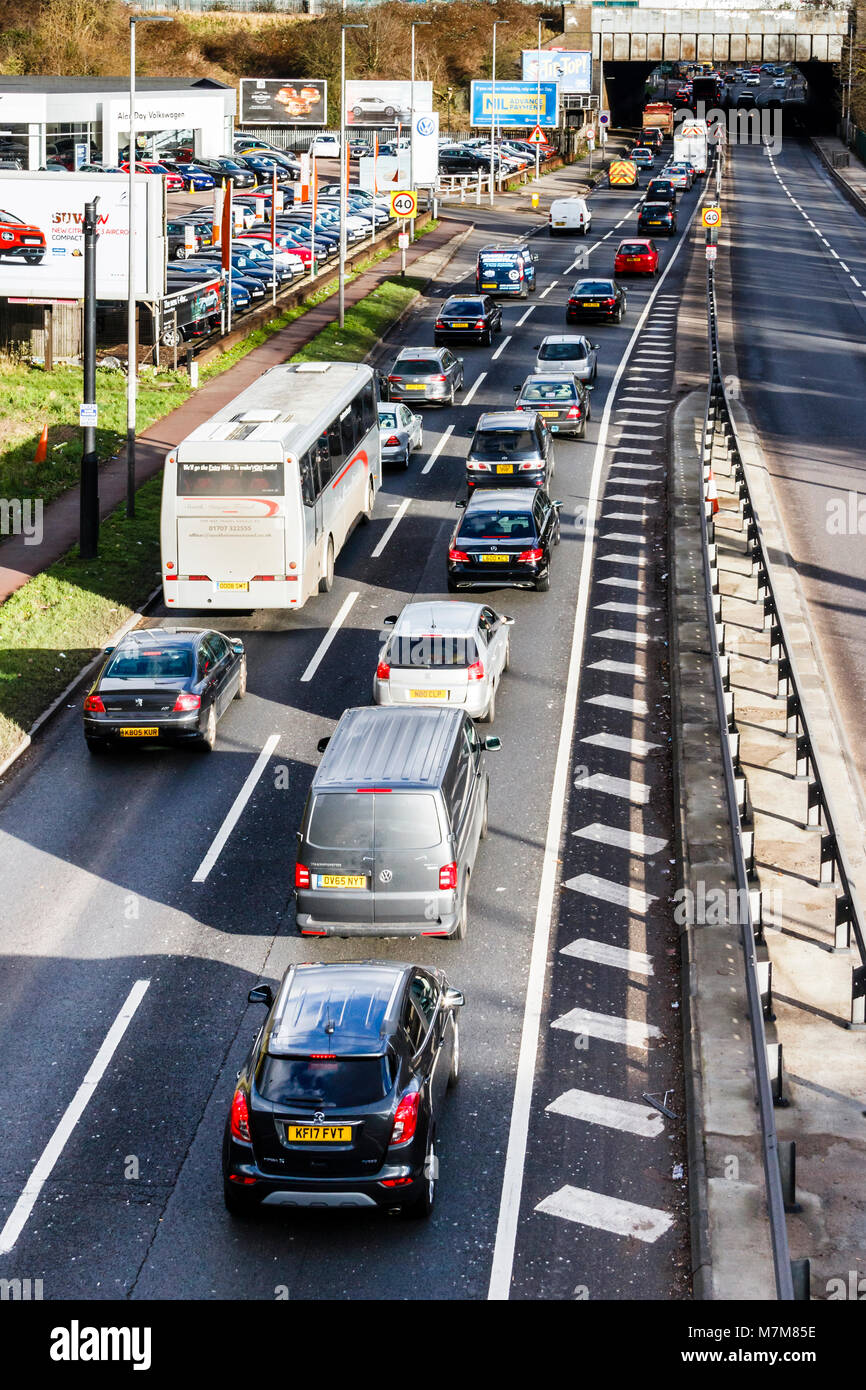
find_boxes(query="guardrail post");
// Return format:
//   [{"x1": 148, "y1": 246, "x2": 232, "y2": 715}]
[
  {"x1": 778, "y1": 1141, "x2": 801, "y2": 1213},
  {"x1": 767, "y1": 1041, "x2": 788, "y2": 1106},
  {"x1": 790, "y1": 1258, "x2": 811, "y2": 1301},
  {"x1": 758, "y1": 956, "x2": 775, "y2": 1021},
  {"x1": 820, "y1": 833, "x2": 837, "y2": 884},
  {"x1": 851, "y1": 965, "x2": 866, "y2": 1028},
  {"x1": 834, "y1": 894, "x2": 853, "y2": 953}
]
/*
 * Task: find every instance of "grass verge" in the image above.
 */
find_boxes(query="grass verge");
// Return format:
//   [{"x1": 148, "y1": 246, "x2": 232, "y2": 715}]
[{"x1": 0, "y1": 271, "x2": 429, "y2": 766}]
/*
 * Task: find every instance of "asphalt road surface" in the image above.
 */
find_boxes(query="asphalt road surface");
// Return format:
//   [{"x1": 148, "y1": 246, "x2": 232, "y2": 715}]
[{"x1": 0, "y1": 154, "x2": 705, "y2": 1301}]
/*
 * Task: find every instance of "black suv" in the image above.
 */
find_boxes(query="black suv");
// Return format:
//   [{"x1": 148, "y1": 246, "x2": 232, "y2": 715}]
[
  {"x1": 466, "y1": 411, "x2": 554, "y2": 490},
  {"x1": 223, "y1": 961, "x2": 464, "y2": 1218},
  {"x1": 435, "y1": 294, "x2": 502, "y2": 346}
]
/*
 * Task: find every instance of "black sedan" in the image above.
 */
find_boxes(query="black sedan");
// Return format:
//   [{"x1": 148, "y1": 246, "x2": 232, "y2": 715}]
[
  {"x1": 222, "y1": 961, "x2": 464, "y2": 1218},
  {"x1": 447, "y1": 487, "x2": 561, "y2": 593},
  {"x1": 194, "y1": 156, "x2": 257, "y2": 189},
  {"x1": 434, "y1": 295, "x2": 502, "y2": 347},
  {"x1": 638, "y1": 201, "x2": 677, "y2": 236},
  {"x1": 566, "y1": 278, "x2": 627, "y2": 325},
  {"x1": 82, "y1": 627, "x2": 246, "y2": 754},
  {"x1": 514, "y1": 372, "x2": 592, "y2": 438}
]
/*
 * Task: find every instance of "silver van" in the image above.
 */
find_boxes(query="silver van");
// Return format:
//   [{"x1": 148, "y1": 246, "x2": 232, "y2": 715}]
[{"x1": 294, "y1": 706, "x2": 501, "y2": 940}]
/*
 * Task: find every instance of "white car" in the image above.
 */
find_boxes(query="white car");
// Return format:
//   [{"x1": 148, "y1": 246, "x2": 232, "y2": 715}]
[
  {"x1": 773, "y1": 77, "x2": 787, "y2": 89},
  {"x1": 744, "y1": 73, "x2": 760, "y2": 86},
  {"x1": 350, "y1": 95, "x2": 410, "y2": 122},
  {"x1": 309, "y1": 133, "x2": 340, "y2": 158},
  {"x1": 373, "y1": 601, "x2": 514, "y2": 723}
]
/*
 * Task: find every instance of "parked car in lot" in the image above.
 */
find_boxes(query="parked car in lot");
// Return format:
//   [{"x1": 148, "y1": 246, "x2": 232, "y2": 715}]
[
  {"x1": 447, "y1": 488, "x2": 561, "y2": 593},
  {"x1": 614, "y1": 238, "x2": 660, "y2": 276},
  {"x1": 194, "y1": 156, "x2": 257, "y2": 189},
  {"x1": 533, "y1": 334, "x2": 598, "y2": 383},
  {"x1": 167, "y1": 219, "x2": 206, "y2": 261},
  {"x1": 223, "y1": 960, "x2": 464, "y2": 1217},
  {"x1": 466, "y1": 412, "x2": 554, "y2": 491},
  {"x1": 637, "y1": 201, "x2": 676, "y2": 235},
  {"x1": 566, "y1": 277, "x2": 627, "y2": 324},
  {"x1": 83, "y1": 627, "x2": 246, "y2": 754},
  {"x1": 120, "y1": 160, "x2": 184, "y2": 192},
  {"x1": 377, "y1": 402, "x2": 423, "y2": 468},
  {"x1": 438, "y1": 145, "x2": 490, "y2": 175},
  {"x1": 295, "y1": 704, "x2": 500, "y2": 940},
  {"x1": 373, "y1": 601, "x2": 513, "y2": 722},
  {"x1": 168, "y1": 161, "x2": 216, "y2": 191},
  {"x1": 514, "y1": 373, "x2": 591, "y2": 439},
  {"x1": 308, "y1": 133, "x2": 341, "y2": 158},
  {"x1": 385, "y1": 346, "x2": 465, "y2": 406},
  {"x1": 434, "y1": 294, "x2": 502, "y2": 347}
]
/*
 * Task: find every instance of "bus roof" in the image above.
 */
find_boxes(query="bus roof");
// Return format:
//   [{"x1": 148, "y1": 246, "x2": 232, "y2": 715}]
[{"x1": 173, "y1": 361, "x2": 374, "y2": 463}]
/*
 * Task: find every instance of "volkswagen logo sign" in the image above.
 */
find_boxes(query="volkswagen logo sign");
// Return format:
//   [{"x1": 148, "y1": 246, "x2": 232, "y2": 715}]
[
  {"x1": 416, "y1": 116, "x2": 435, "y2": 137},
  {"x1": 313, "y1": 1111, "x2": 325, "y2": 1125},
  {"x1": 379, "y1": 868, "x2": 393, "y2": 884}
]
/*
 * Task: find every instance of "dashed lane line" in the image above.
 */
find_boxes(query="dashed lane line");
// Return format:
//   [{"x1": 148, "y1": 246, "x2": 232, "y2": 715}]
[
  {"x1": 560, "y1": 938, "x2": 654, "y2": 976},
  {"x1": 535, "y1": 1186, "x2": 674, "y2": 1243},
  {"x1": 581, "y1": 730, "x2": 660, "y2": 755},
  {"x1": 572, "y1": 824, "x2": 666, "y2": 856},
  {"x1": 421, "y1": 424, "x2": 454, "y2": 475},
  {"x1": 192, "y1": 734, "x2": 281, "y2": 883},
  {"x1": 546, "y1": 1089, "x2": 664, "y2": 1138},
  {"x1": 550, "y1": 1007, "x2": 661, "y2": 1049}
]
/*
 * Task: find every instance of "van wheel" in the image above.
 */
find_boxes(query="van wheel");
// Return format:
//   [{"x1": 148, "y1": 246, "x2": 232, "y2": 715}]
[
  {"x1": 483, "y1": 684, "x2": 495, "y2": 724},
  {"x1": 234, "y1": 656, "x2": 247, "y2": 699},
  {"x1": 319, "y1": 537, "x2": 335, "y2": 593},
  {"x1": 454, "y1": 888, "x2": 468, "y2": 940},
  {"x1": 448, "y1": 1019, "x2": 460, "y2": 1087}
]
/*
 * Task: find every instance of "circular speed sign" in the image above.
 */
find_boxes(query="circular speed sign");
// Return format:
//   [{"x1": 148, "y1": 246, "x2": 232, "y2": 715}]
[
  {"x1": 391, "y1": 190, "x2": 418, "y2": 219},
  {"x1": 702, "y1": 205, "x2": 722, "y2": 229}
]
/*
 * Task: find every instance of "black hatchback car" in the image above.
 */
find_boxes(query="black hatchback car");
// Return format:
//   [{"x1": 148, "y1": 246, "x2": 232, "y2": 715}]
[
  {"x1": 434, "y1": 294, "x2": 502, "y2": 346},
  {"x1": 644, "y1": 178, "x2": 677, "y2": 206},
  {"x1": 447, "y1": 487, "x2": 562, "y2": 592},
  {"x1": 638, "y1": 201, "x2": 677, "y2": 235},
  {"x1": 566, "y1": 278, "x2": 626, "y2": 324},
  {"x1": 222, "y1": 960, "x2": 464, "y2": 1218},
  {"x1": 82, "y1": 627, "x2": 246, "y2": 754}
]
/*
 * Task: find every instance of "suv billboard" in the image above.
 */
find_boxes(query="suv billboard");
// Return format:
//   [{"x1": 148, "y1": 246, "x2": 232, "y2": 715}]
[{"x1": 344, "y1": 81, "x2": 432, "y2": 128}]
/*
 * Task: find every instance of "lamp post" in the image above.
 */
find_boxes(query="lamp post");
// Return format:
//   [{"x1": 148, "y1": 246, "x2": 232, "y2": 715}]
[
  {"x1": 126, "y1": 13, "x2": 171, "y2": 520},
  {"x1": 409, "y1": 19, "x2": 431, "y2": 242},
  {"x1": 339, "y1": 22, "x2": 368, "y2": 328},
  {"x1": 535, "y1": 18, "x2": 542, "y2": 184},
  {"x1": 491, "y1": 19, "x2": 509, "y2": 206}
]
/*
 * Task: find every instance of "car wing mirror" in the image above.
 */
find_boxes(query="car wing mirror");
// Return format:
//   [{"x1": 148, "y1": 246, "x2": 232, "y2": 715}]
[
  {"x1": 383, "y1": 615, "x2": 398, "y2": 626},
  {"x1": 501, "y1": 616, "x2": 515, "y2": 627},
  {"x1": 231, "y1": 639, "x2": 245, "y2": 655},
  {"x1": 316, "y1": 735, "x2": 331, "y2": 753},
  {"x1": 455, "y1": 499, "x2": 467, "y2": 509},
  {"x1": 103, "y1": 645, "x2": 115, "y2": 656},
  {"x1": 552, "y1": 500, "x2": 563, "y2": 509},
  {"x1": 248, "y1": 984, "x2": 274, "y2": 1007},
  {"x1": 443, "y1": 987, "x2": 465, "y2": 1010},
  {"x1": 483, "y1": 736, "x2": 502, "y2": 751}
]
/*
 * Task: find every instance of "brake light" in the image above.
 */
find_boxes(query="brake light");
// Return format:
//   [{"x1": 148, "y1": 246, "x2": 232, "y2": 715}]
[
  {"x1": 435, "y1": 320, "x2": 445, "y2": 329},
  {"x1": 385, "y1": 435, "x2": 400, "y2": 447},
  {"x1": 448, "y1": 547, "x2": 469, "y2": 562},
  {"x1": 439, "y1": 861, "x2": 457, "y2": 890},
  {"x1": 83, "y1": 694, "x2": 105, "y2": 713},
  {"x1": 568, "y1": 298, "x2": 578, "y2": 307},
  {"x1": 388, "y1": 375, "x2": 402, "y2": 383},
  {"x1": 173, "y1": 692, "x2": 201, "y2": 712},
  {"x1": 295, "y1": 862, "x2": 310, "y2": 889},
  {"x1": 603, "y1": 299, "x2": 615, "y2": 306},
  {"x1": 474, "y1": 319, "x2": 485, "y2": 330},
  {"x1": 390, "y1": 1092, "x2": 420, "y2": 1146},
  {"x1": 230, "y1": 1089, "x2": 251, "y2": 1142},
  {"x1": 567, "y1": 405, "x2": 582, "y2": 419},
  {"x1": 376, "y1": 660, "x2": 391, "y2": 679},
  {"x1": 517, "y1": 547, "x2": 544, "y2": 563},
  {"x1": 188, "y1": 575, "x2": 209, "y2": 582},
  {"x1": 309, "y1": 1053, "x2": 336, "y2": 1059},
  {"x1": 380, "y1": 1176, "x2": 413, "y2": 1187},
  {"x1": 518, "y1": 460, "x2": 537, "y2": 470},
  {"x1": 467, "y1": 660, "x2": 484, "y2": 682},
  {"x1": 434, "y1": 374, "x2": 447, "y2": 382}
]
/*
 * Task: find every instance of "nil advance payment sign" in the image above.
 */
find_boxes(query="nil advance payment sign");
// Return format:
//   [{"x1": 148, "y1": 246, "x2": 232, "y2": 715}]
[{"x1": 470, "y1": 81, "x2": 558, "y2": 129}]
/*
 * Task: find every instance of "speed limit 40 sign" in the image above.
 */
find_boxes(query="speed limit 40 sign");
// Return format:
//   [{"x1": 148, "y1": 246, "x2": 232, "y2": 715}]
[
  {"x1": 391, "y1": 190, "x2": 417, "y2": 219},
  {"x1": 702, "y1": 205, "x2": 722, "y2": 229}
]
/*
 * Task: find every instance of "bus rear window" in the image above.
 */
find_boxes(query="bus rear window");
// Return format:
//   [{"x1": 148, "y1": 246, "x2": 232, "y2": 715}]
[{"x1": 176, "y1": 461, "x2": 284, "y2": 497}]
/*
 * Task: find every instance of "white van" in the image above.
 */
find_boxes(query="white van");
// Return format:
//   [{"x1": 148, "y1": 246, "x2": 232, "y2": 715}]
[
  {"x1": 309, "y1": 133, "x2": 341, "y2": 158},
  {"x1": 548, "y1": 197, "x2": 592, "y2": 237}
]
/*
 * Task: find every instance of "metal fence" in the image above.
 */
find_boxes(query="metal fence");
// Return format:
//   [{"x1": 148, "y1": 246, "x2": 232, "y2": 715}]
[{"x1": 131, "y1": 0, "x2": 320, "y2": 12}]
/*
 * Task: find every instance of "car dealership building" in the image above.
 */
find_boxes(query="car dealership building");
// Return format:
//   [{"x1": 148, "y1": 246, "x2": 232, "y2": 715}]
[{"x1": 0, "y1": 76, "x2": 235, "y2": 169}]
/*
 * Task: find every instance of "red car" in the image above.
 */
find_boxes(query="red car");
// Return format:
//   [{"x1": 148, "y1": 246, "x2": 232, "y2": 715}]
[
  {"x1": 0, "y1": 208, "x2": 46, "y2": 264},
  {"x1": 613, "y1": 238, "x2": 659, "y2": 276},
  {"x1": 121, "y1": 160, "x2": 184, "y2": 192}
]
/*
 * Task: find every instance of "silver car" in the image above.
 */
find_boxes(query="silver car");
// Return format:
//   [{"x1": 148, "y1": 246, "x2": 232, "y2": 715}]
[
  {"x1": 385, "y1": 346, "x2": 465, "y2": 407},
  {"x1": 378, "y1": 402, "x2": 423, "y2": 469},
  {"x1": 534, "y1": 334, "x2": 598, "y2": 383},
  {"x1": 662, "y1": 163, "x2": 693, "y2": 190},
  {"x1": 373, "y1": 601, "x2": 514, "y2": 723}
]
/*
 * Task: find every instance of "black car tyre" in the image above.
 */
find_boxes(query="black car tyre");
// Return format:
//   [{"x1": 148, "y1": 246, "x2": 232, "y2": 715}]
[
  {"x1": 403, "y1": 1128, "x2": 437, "y2": 1219},
  {"x1": 319, "y1": 537, "x2": 335, "y2": 592},
  {"x1": 482, "y1": 330, "x2": 492, "y2": 347},
  {"x1": 174, "y1": 246, "x2": 187, "y2": 260},
  {"x1": 25, "y1": 251, "x2": 45, "y2": 265},
  {"x1": 480, "y1": 783, "x2": 490, "y2": 838},
  {"x1": 503, "y1": 638, "x2": 511, "y2": 672},
  {"x1": 615, "y1": 306, "x2": 623, "y2": 323},
  {"x1": 224, "y1": 1180, "x2": 258, "y2": 1218},
  {"x1": 448, "y1": 1020, "x2": 460, "y2": 1088},
  {"x1": 535, "y1": 568, "x2": 551, "y2": 592},
  {"x1": 454, "y1": 885, "x2": 468, "y2": 940},
  {"x1": 86, "y1": 737, "x2": 108, "y2": 756},
  {"x1": 401, "y1": 449, "x2": 410, "y2": 470},
  {"x1": 200, "y1": 704, "x2": 217, "y2": 752},
  {"x1": 235, "y1": 656, "x2": 247, "y2": 699},
  {"x1": 586, "y1": 400, "x2": 592, "y2": 422},
  {"x1": 482, "y1": 683, "x2": 495, "y2": 724},
  {"x1": 446, "y1": 577, "x2": 459, "y2": 593}
]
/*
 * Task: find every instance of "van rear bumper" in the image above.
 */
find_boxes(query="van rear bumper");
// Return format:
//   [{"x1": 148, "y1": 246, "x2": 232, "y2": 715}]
[{"x1": 295, "y1": 910, "x2": 459, "y2": 938}]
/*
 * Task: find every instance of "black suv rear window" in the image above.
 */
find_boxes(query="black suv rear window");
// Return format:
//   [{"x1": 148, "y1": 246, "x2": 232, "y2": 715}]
[
  {"x1": 470, "y1": 428, "x2": 539, "y2": 460},
  {"x1": 259, "y1": 1055, "x2": 391, "y2": 1107}
]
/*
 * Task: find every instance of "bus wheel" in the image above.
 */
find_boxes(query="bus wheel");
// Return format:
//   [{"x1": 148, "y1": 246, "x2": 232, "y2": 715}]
[
  {"x1": 362, "y1": 479, "x2": 375, "y2": 522},
  {"x1": 319, "y1": 537, "x2": 335, "y2": 593}
]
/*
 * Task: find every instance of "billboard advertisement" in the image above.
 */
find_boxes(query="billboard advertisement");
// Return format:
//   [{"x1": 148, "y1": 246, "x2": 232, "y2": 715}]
[
  {"x1": 0, "y1": 172, "x2": 164, "y2": 301},
  {"x1": 345, "y1": 80, "x2": 433, "y2": 128},
  {"x1": 358, "y1": 113, "x2": 439, "y2": 192},
  {"x1": 470, "y1": 81, "x2": 558, "y2": 129},
  {"x1": 239, "y1": 78, "x2": 327, "y2": 127},
  {"x1": 522, "y1": 49, "x2": 592, "y2": 94}
]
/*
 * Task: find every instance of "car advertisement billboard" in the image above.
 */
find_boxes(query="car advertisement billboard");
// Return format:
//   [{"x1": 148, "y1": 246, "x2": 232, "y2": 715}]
[
  {"x1": 470, "y1": 81, "x2": 558, "y2": 129},
  {"x1": 521, "y1": 49, "x2": 592, "y2": 94},
  {"x1": 239, "y1": 79, "x2": 327, "y2": 127},
  {"x1": 0, "y1": 172, "x2": 165, "y2": 301},
  {"x1": 345, "y1": 80, "x2": 433, "y2": 128}
]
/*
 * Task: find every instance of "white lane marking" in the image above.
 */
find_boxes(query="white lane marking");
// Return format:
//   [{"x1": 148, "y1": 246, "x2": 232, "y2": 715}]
[
  {"x1": 607, "y1": 476, "x2": 657, "y2": 486},
  {"x1": 619, "y1": 396, "x2": 672, "y2": 404},
  {"x1": 829, "y1": 248, "x2": 839, "y2": 259},
  {"x1": 462, "y1": 371, "x2": 487, "y2": 405},
  {"x1": 597, "y1": 576, "x2": 645, "y2": 592},
  {"x1": 591, "y1": 628, "x2": 650, "y2": 646},
  {"x1": 487, "y1": 184, "x2": 706, "y2": 1301},
  {"x1": 601, "y1": 531, "x2": 648, "y2": 542},
  {"x1": 421, "y1": 424, "x2": 454, "y2": 475},
  {"x1": 491, "y1": 334, "x2": 512, "y2": 361},
  {"x1": 561, "y1": 937, "x2": 654, "y2": 976},
  {"x1": 551, "y1": 1008, "x2": 661, "y2": 1049},
  {"x1": 588, "y1": 657, "x2": 645, "y2": 675},
  {"x1": 587, "y1": 691, "x2": 648, "y2": 713},
  {"x1": 611, "y1": 432, "x2": 663, "y2": 440},
  {"x1": 609, "y1": 446, "x2": 658, "y2": 455},
  {"x1": 605, "y1": 494, "x2": 658, "y2": 505},
  {"x1": 615, "y1": 407, "x2": 666, "y2": 415},
  {"x1": 582, "y1": 730, "x2": 659, "y2": 755},
  {"x1": 535, "y1": 1185, "x2": 673, "y2": 1243},
  {"x1": 572, "y1": 824, "x2": 666, "y2": 856},
  {"x1": 564, "y1": 871, "x2": 656, "y2": 914},
  {"x1": 0, "y1": 979, "x2": 150, "y2": 1255},
  {"x1": 595, "y1": 600, "x2": 655, "y2": 615},
  {"x1": 539, "y1": 283, "x2": 557, "y2": 299},
  {"x1": 603, "y1": 511, "x2": 652, "y2": 522},
  {"x1": 193, "y1": 733, "x2": 281, "y2": 881},
  {"x1": 625, "y1": 367, "x2": 669, "y2": 374},
  {"x1": 371, "y1": 499, "x2": 411, "y2": 559},
  {"x1": 599, "y1": 553, "x2": 647, "y2": 567},
  {"x1": 577, "y1": 771, "x2": 651, "y2": 803},
  {"x1": 852, "y1": 277, "x2": 862, "y2": 288},
  {"x1": 299, "y1": 591, "x2": 359, "y2": 685},
  {"x1": 839, "y1": 261, "x2": 850, "y2": 272},
  {"x1": 546, "y1": 1088, "x2": 664, "y2": 1137},
  {"x1": 515, "y1": 305, "x2": 535, "y2": 326}
]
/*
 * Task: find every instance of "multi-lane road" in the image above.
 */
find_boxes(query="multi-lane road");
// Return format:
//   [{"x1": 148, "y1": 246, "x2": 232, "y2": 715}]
[{"x1": 0, "y1": 158, "x2": 707, "y2": 1300}]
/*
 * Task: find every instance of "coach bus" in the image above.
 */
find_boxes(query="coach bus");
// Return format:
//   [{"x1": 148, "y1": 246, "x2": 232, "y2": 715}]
[{"x1": 160, "y1": 361, "x2": 381, "y2": 611}]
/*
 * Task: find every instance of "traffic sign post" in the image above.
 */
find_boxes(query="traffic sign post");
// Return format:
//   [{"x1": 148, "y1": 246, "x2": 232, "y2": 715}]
[
  {"x1": 706, "y1": 244, "x2": 717, "y2": 264},
  {"x1": 527, "y1": 125, "x2": 546, "y2": 145}
]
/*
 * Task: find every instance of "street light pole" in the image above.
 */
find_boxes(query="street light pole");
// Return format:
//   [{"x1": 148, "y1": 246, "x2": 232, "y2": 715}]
[
  {"x1": 535, "y1": 18, "x2": 542, "y2": 185},
  {"x1": 126, "y1": 13, "x2": 171, "y2": 520},
  {"x1": 409, "y1": 19, "x2": 430, "y2": 242},
  {"x1": 339, "y1": 22, "x2": 367, "y2": 329},
  {"x1": 491, "y1": 19, "x2": 509, "y2": 206}
]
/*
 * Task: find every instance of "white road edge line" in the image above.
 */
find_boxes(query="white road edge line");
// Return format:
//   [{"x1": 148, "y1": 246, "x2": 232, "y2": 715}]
[
  {"x1": 486, "y1": 179, "x2": 710, "y2": 1301},
  {"x1": 462, "y1": 371, "x2": 487, "y2": 406},
  {"x1": 491, "y1": 334, "x2": 512, "y2": 361},
  {"x1": 299, "y1": 590, "x2": 360, "y2": 681},
  {"x1": 422, "y1": 424, "x2": 455, "y2": 475},
  {"x1": 371, "y1": 500, "x2": 411, "y2": 560},
  {"x1": 193, "y1": 733, "x2": 281, "y2": 881},
  {"x1": 0, "y1": 979, "x2": 151, "y2": 1254}
]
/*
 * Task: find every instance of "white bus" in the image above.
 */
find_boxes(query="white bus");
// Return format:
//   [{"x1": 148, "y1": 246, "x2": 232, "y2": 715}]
[{"x1": 161, "y1": 361, "x2": 381, "y2": 611}]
